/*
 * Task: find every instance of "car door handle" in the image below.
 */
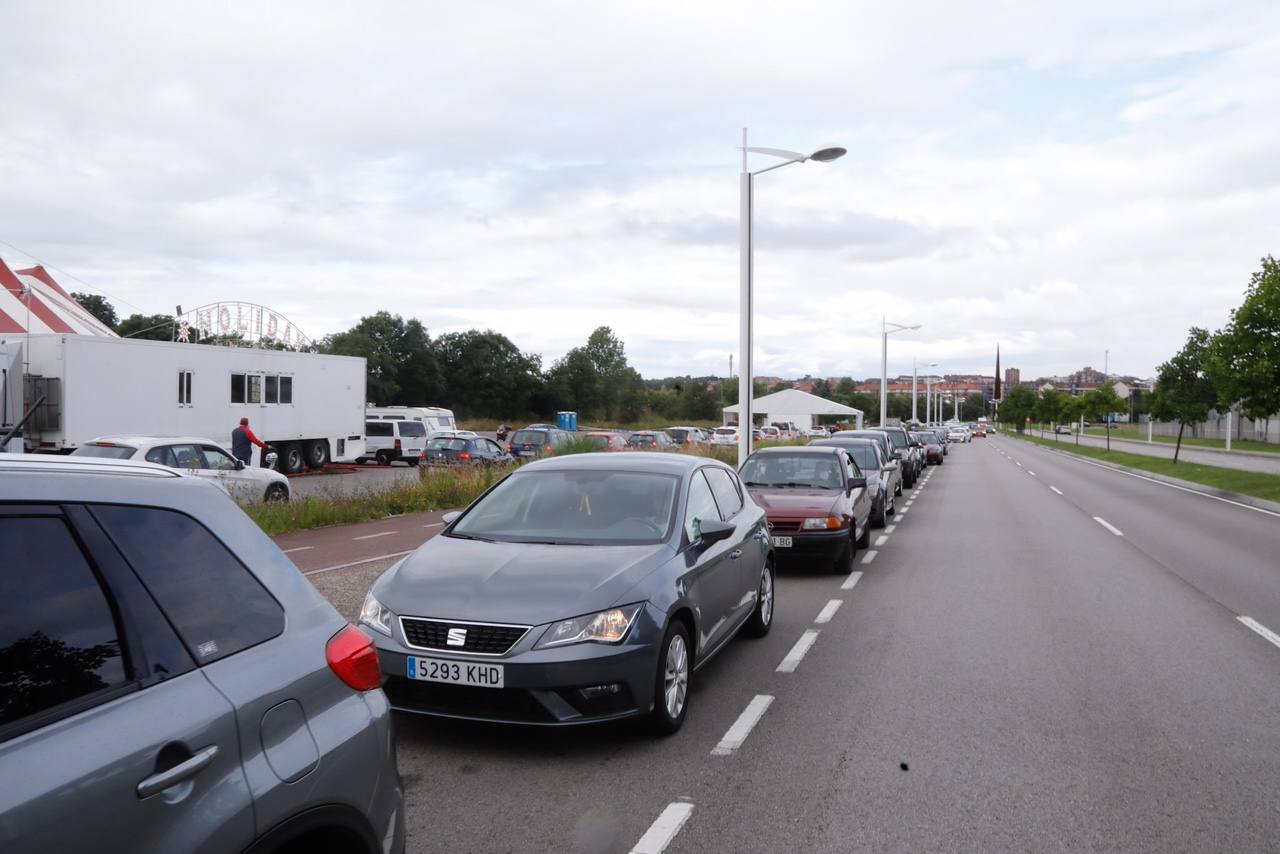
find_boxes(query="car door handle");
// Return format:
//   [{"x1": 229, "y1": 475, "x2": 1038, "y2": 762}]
[
  {"x1": 137, "y1": 745, "x2": 219, "y2": 799},
  {"x1": 729, "y1": 549, "x2": 742, "y2": 560}
]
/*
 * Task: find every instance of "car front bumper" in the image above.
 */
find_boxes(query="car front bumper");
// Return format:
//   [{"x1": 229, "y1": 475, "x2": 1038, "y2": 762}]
[
  {"x1": 770, "y1": 527, "x2": 849, "y2": 562},
  {"x1": 370, "y1": 606, "x2": 664, "y2": 726}
]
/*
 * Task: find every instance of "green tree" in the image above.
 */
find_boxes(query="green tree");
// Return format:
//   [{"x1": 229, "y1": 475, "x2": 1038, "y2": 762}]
[
  {"x1": 1150, "y1": 328, "x2": 1219, "y2": 462},
  {"x1": 811, "y1": 378, "x2": 832, "y2": 399},
  {"x1": 116, "y1": 313, "x2": 176, "y2": 341},
  {"x1": 1210, "y1": 256, "x2": 1280, "y2": 422},
  {"x1": 999, "y1": 386, "x2": 1038, "y2": 431},
  {"x1": 321, "y1": 312, "x2": 442, "y2": 406},
  {"x1": 1082, "y1": 381, "x2": 1126, "y2": 451},
  {"x1": 436, "y1": 330, "x2": 541, "y2": 418},
  {"x1": 71, "y1": 292, "x2": 118, "y2": 329}
]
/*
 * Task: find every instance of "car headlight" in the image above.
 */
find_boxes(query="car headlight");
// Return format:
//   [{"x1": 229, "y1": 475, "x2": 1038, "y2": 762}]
[
  {"x1": 359, "y1": 592, "x2": 395, "y2": 637},
  {"x1": 536, "y1": 604, "x2": 644, "y2": 649},
  {"x1": 802, "y1": 516, "x2": 842, "y2": 530}
]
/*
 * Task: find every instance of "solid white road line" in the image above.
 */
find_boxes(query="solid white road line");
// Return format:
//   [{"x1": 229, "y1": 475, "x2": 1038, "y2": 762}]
[
  {"x1": 1016, "y1": 438, "x2": 1280, "y2": 519},
  {"x1": 1238, "y1": 617, "x2": 1280, "y2": 651},
  {"x1": 875, "y1": 535, "x2": 889, "y2": 547},
  {"x1": 711, "y1": 695, "x2": 774, "y2": 756},
  {"x1": 1050, "y1": 486, "x2": 1064, "y2": 496},
  {"x1": 281, "y1": 546, "x2": 313, "y2": 554},
  {"x1": 815, "y1": 599, "x2": 843, "y2": 624},
  {"x1": 352, "y1": 530, "x2": 397, "y2": 541},
  {"x1": 777, "y1": 630, "x2": 820, "y2": 673},
  {"x1": 631, "y1": 802, "x2": 695, "y2": 854},
  {"x1": 844, "y1": 568, "x2": 866, "y2": 586},
  {"x1": 304, "y1": 550, "x2": 414, "y2": 576},
  {"x1": 1093, "y1": 516, "x2": 1124, "y2": 536}
]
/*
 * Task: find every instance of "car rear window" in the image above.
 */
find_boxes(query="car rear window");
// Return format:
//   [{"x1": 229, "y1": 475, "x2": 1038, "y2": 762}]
[
  {"x1": 72, "y1": 444, "x2": 137, "y2": 460},
  {"x1": 91, "y1": 506, "x2": 284, "y2": 665},
  {"x1": 586, "y1": 436, "x2": 611, "y2": 449},
  {"x1": 511, "y1": 430, "x2": 548, "y2": 445},
  {"x1": 0, "y1": 515, "x2": 129, "y2": 729},
  {"x1": 668, "y1": 429, "x2": 689, "y2": 442},
  {"x1": 714, "y1": 428, "x2": 737, "y2": 436}
]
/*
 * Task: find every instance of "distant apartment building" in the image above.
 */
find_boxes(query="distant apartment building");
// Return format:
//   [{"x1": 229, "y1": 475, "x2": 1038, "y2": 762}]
[{"x1": 1004, "y1": 367, "x2": 1020, "y2": 389}]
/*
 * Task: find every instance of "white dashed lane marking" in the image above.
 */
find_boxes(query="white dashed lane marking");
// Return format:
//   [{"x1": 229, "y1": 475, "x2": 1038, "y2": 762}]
[
  {"x1": 281, "y1": 546, "x2": 313, "y2": 554},
  {"x1": 843, "y1": 569, "x2": 866, "y2": 586},
  {"x1": 424, "y1": 522, "x2": 444, "y2": 529},
  {"x1": 814, "y1": 599, "x2": 843, "y2": 624},
  {"x1": 711, "y1": 695, "x2": 774, "y2": 756},
  {"x1": 1050, "y1": 486, "x2": 1064, "y2": 496},
  {"x1": 885, "y1": 525, "x2": 896, "y2": 533},
  {"x1": 1093, "y1": 516, "x2": 1124, "y2": 537},
  {"x1": 860, "y1": 550, "x2": 878, "y2": 566},
  {"x1": 352, "y1": 530, "x2": 398, "y2": 541},
  {"x1": 631, "y1": 802, "x2": 695, "y2": 854},
  {"x1": 875, "y1": 535, "x2": 889, "y2": 547},
  {"x1": 1238, "y1": 617, "x2": 1280, "y2": 651},
  {"x1": 777, "y1": 630, "x2": 820, "y2": 673}
]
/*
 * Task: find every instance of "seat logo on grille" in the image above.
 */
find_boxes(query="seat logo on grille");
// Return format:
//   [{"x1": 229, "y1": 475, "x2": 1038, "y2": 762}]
[{"x1": 446, "y1": 628, "x2": 468, "y2": 646}]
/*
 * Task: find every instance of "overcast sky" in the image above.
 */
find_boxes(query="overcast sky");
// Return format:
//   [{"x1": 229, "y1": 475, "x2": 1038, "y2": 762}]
[{"x1": 2, "y1": 1, "x2": 1277, "y2": 381}]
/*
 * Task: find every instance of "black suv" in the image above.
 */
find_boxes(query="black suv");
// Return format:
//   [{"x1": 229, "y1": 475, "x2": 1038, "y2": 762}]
[{"x1": 868, "y1": 426, "x2": 921, "y2": 487}]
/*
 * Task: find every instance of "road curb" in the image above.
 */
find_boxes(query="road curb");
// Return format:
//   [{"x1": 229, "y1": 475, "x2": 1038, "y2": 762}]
[{"x1": 1000, "y1": 433, "x2": 1280, "y2": 515}]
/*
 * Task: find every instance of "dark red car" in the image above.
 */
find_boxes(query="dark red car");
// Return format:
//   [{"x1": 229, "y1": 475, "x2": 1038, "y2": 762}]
[
  {"x1": 912, "y1": 431, "x2": 944, "y2": 465},
  {"x1": 739, "y1": 446, "x2": 873, "y2": 574}
]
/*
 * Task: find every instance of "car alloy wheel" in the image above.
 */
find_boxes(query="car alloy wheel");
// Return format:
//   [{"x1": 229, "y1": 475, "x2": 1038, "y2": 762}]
[
  {"x1": 664, "y1": 634, "x2": 688, "y2": 719},
  {"x1": 744, "y1": 564, "x2": 774, "y2": 638}
]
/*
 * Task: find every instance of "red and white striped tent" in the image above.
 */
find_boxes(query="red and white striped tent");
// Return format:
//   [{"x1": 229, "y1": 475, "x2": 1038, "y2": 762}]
[{"x1": 0, "y1": 257, "x2": 118, "y2": 337}]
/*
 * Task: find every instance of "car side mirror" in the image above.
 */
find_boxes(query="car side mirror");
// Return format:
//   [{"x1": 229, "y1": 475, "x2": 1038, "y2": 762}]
[
  {"x1": 848, "y1": 476, "x2": 867, "y2": 490},
  {"x1": 234, "y1": 459, "x2": 245, "y2": 471},
  {"x1": 697, "y1": 518, "x2": 735, "y2": 546},
  {"x1": 442, "y1": 511, "x2": 462, "y2": 526}
]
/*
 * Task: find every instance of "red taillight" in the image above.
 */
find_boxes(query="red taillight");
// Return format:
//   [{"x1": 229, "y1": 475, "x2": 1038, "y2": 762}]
[
  {"x1": 394, "y1": 438, "x2": 402, "y2": 450},
  {"x1": 545, "y1": 444, "x2": 553, "y2": 453},
  {"x1": 459, "y1": 451, "x2": 471, "y2": 461},
  {"x1": 507, "y1": 443, "x2": 513, "y2": 452},
  {"x1": 326, "y1": 625, "x2": 382, "y2": 692}
]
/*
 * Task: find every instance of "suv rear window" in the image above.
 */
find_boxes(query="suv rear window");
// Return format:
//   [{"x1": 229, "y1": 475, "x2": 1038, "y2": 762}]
[
  {"x1": 73, "y1": 444, "x2": 137, "y2": 460},
  {"x1": 0, "y1": 515, "x2": 128, "y2": 728},
  {"x1": 398, "y1": 422, "x2": 427, "y2": 437},
  {"x1": 511, "y1": 430, "x2": 548, "y2": 445},
  {"x1": 366, "y1": 422, "x2": 393, "y2": 437},
  {"x1": 91, "y1": 506, "x2": 284, "y2": 665}
]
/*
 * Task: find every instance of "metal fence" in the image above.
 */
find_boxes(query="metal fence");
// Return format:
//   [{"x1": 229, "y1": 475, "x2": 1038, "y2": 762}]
[{"x1": 1143, "y1": 413, "x2": 1280, "y2": 444}]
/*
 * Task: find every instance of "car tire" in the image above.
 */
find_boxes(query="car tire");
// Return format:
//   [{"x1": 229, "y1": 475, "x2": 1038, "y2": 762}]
[
  {"x1": 895, "y1": 481, "x2": 903, "y2": 497},
  {"x1": 264, "y1": 483, "x2": 289, "y2": 503},
  {"x1": 856, "y1": 521, "x2": 871, "y2": 549},
  {"x1": 407, "y1": 457, "x2": 420, "y2": 467},
  {"x1": 742, "y1": 563, "x2": 774, "y2": 638},
  {"x1": 834, "y1": 535, "x2": 855, "y2": 574},
  {"x1": 304, "y1": 439, "x2": 329, "y2": 470},
  {"x1": 887, "y1": 494, "x2": 896, "y2": 516},
  {"x1": 281, "y1": 443, "x2": 305, "y2": 474},
  {"x1": 375, "y1": 450, "x2": 392, "y2": 466},
  {"x1": 872, "y1": 497, "x2": 886, "y2": 528},
  {"x1": 649, "y1": 621, "x2": 692, "y2": 736}
]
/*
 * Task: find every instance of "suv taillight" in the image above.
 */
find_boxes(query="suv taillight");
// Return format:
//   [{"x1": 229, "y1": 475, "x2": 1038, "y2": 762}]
[
  {"x1": 394, "y1": 438, "x2": 402, "y2": 450},
  {"x1": 326, "y1": 625, "x2": 382, "y2": 692}
]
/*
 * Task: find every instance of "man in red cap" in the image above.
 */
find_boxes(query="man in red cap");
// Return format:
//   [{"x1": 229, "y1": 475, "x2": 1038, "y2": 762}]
[{"x1": 231, "y1": 417, "x2": 270, "y2": 465}]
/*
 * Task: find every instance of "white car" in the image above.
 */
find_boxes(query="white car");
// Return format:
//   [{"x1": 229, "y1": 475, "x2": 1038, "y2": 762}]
[
  {"x1": 73, "y1": 436, "x2": 291, "y2": 503},
  {"x1": 710, "y1": 426, "x2": 741, "y2": 446},
  {"x1": 946, "y1": 427, "x2": 969, "y2": 443},
  {"x1": 805, "y1": 427, "x2": 830, "y2": 437}
]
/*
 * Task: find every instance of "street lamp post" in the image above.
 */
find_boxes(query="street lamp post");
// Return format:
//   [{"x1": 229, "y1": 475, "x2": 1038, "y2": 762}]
[
  {"x1": 880, "y1": 318, "x2": 921, "y2": 427},
  {"x1": 916, "y1": 361, "x2": 937, "y2": 424},
  {"x1": 738, "y1": 129, "x2": 845, "y2": 466}
]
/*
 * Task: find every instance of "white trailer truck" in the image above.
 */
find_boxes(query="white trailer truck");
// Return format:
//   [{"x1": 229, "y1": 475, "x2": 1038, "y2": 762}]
[{"x1": 3, "y1": 333, "x2": 366, "y2": 472}]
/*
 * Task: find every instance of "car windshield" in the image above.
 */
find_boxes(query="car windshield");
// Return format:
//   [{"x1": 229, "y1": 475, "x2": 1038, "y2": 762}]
[
  {"x1": 511, "y1": 430, "x2": 548, "y2": 445},
  {"x1": 72, "y1": 444, "x2": 137, "y2": 460},
  {"x1": 398, "y1": 422, "x2": 427, "y2": 437},
  {"x1": 449, "y1": 469, "x2": 680, "y2": 545},
  {"x1": 740, "y1": 453, "x2": 844, "y2": 489}
]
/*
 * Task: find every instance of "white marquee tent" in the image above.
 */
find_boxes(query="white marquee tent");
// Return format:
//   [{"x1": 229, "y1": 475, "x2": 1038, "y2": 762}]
[{"x1": 723, "y1": 388, "x2": 864, "y2": 431}]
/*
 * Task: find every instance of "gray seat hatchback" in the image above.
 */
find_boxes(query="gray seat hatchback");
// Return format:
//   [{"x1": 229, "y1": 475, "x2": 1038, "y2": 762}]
[{"x1": 0, "y1": 454, "x2": 403, "y2": 854}]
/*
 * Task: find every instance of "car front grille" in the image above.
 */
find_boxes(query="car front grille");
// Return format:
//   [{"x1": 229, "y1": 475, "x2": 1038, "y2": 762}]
[
  {"x1": 384, "y1": 677, "x2": 555, "y2": 723},
  {"x1": 399, "y1": 617, "x2": 529, "y2": 656},
  {"x1": 767, "y1": 520, "x2": 803, "y2": 534}
]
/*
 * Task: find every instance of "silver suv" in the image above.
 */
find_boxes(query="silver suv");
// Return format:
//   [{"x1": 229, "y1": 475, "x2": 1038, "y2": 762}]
[{"x1": 0, "y1": 454, "x2": 403, "y2": 854}]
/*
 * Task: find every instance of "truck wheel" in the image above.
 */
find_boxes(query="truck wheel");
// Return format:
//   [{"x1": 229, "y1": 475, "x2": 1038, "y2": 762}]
[
  {"x1": 305, "y1": 440, "x2": 329, "y2": 470},
  {"x1": 282, "y1": 443, "x2": 305, "y2": 474}
]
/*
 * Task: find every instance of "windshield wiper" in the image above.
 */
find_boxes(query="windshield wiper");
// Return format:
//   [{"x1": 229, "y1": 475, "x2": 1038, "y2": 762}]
[{"x1": 448, "y1": 532, "x2": 496, "y2": 543}]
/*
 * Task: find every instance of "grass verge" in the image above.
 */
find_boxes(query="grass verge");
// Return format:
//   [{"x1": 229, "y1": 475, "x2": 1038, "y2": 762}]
[
  {"x1": 1077, "y1": 426, "x2": 1280, "y2": 454},
  {"x1": 246, "y1": 465, "x2": 503, "y2": 537},
  {"x1": 1005, "y1": 431, "x2": 1280, "y2": 503}
]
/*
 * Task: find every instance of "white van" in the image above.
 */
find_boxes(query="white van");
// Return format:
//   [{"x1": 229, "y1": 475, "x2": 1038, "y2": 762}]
[
  {"x1": 366, "y1": 405, "x2": 457, "y2": 435},
  {"x1": 358, "y1": 419, "x2": 428, "y2": 466}
]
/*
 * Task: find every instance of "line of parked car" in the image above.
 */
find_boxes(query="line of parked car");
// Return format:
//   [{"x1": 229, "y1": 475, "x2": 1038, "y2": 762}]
[{"x1": 0, "y1": 420, "x2": 967, "y2": 851}]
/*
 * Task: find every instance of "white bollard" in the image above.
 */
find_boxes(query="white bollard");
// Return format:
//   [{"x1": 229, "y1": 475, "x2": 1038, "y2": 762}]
[
  {"x1": 1226, "y1": 411, "x2": 1233, "y2": 451},
  {"x1": 1148, "y1": 420, "x2": 1153, "y2": 444}
]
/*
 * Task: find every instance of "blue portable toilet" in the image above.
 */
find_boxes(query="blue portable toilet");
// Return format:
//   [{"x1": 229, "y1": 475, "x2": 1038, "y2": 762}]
[{"x1": 557, "y1": 411, "x2": 577, "y2": 431}]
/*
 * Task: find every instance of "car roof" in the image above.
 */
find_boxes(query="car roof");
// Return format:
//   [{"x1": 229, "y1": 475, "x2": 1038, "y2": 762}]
[
  {"x1": 84, "y1": 435, "x2": 225, "y2": 446},
  {"x1": 749, "y1": 445, "x2": 843, "y2": 456},
  {"x1": 521, "y1": 451, "x2": 715, "y2": 475},
  {"x1": 0, "y1": 452, "x2": 184, "y2": 479}
]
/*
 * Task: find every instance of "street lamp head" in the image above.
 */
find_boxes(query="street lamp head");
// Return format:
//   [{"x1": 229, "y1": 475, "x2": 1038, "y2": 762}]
[
  {"x1": 809, "y1": 147, "x2": 846, "y2": 162},
  {"x1": 907, "y1": 324, "x2": 922, "y2": 331}
]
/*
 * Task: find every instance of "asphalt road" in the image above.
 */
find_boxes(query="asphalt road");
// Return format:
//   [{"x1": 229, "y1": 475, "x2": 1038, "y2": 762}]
[
  {"x1": 287, "y1": 437, "x2": 1280, "y2": 853},
  {"x1": 1028, "y1": 428, "x2": 1280, "y2": 475}
]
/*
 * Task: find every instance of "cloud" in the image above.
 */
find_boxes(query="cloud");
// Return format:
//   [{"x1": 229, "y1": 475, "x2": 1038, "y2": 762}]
[{"x1": 1, "y1": 0, "x2": 1276, "y2": 382}]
